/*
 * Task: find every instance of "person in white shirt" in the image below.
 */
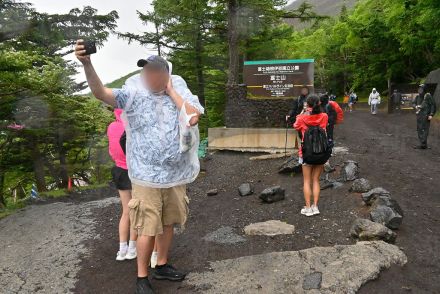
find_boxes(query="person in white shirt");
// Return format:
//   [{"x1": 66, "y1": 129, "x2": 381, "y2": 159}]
[{"x1": 368, "y1": 88, "x2": 381, "y2": 115}]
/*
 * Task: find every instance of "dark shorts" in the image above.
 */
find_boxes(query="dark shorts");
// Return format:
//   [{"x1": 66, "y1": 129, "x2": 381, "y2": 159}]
[{"x1": 111, "y1": 166, "x2": 132, "y2": 190}]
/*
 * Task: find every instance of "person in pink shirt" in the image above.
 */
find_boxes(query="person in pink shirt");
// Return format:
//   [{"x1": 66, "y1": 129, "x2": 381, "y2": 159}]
[{"x1": 107, "y1": 109, "x2": 138, "y2": 261}]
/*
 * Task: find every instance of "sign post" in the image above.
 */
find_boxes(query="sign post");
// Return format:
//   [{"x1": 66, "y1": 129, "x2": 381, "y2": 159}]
[{"x1": 243, "y1": 59, "x2": 314, "y2": 99}]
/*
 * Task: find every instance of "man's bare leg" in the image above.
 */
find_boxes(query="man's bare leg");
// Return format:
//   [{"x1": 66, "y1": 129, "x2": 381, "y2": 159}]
[
  {"x1": 153, "y1": 225, "x2": 186, "y2": 281},
  {"x1": 156, "y1": 225, "x2": 173, "y2": 266},
  {"x1": 137, "y1": 235, "x2": 155, "y2": 277}
]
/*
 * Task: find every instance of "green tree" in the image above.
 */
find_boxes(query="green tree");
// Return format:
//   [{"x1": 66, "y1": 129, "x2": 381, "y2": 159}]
[{"x1": 0, "y1": 1, "x2": 118, "y2": 206}]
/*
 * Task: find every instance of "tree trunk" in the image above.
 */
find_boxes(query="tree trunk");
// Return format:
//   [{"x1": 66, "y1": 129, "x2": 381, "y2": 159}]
[
  {"x1": 30, "y1": 144, "x2": 47, "y2": 192},
  {"x1": 195, "y1": 29, "x2": 206, "y2": 107},
  {"x1": 227, "y1": 0, "x2": 240, "y2": 86},
  {"x1": 155, "y1": 20, "x2": 162, "y2": 56},
  {"x1": 58, "y1": 148, "x2": 69, "y2": 188},
  {"x1": 0, "y1": 172, "x2": 5, "y2": 209}
]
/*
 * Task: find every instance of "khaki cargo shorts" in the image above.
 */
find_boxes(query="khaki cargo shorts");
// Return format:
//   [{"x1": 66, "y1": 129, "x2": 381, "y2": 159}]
[{"x1": 128, "y1": 184, "x2": 189, "y2": 236}]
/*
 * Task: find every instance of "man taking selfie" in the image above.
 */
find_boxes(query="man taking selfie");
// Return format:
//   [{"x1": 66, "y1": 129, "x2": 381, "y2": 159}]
[{"x1": 75, "y1": 40, "x2": 204, "y2": 294}]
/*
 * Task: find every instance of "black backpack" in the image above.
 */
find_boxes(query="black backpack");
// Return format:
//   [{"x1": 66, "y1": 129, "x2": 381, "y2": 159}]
[{"x1": 302, "y1": 124, "x2": 331, "y2": 165}]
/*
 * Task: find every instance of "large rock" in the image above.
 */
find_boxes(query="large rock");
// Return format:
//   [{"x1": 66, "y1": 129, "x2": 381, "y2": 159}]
[
  {"x1": 244, "y1": 220, "x2": 295, "y2": 236},
  {"x1": 259, "y1": 186, "x2": 285, "y2": 203},
  {"x1": 203, "y1": 226, "x2": 246, "y2": 244},
  {"x1": 373, "y1": 196, "x2": 404, "y2": 217},
  {"x1": 350, "y1": 178, "x2": 372, "y2": 193},
  {"x1": 238, "y1": 183, "x2": 253, "y2": 197},
  {"x1": 185, "y1": 241, "x2": 407, "y2": 294},
  {"x1": 340, "y1": 160, "x2": 360, "y2": 181},
  {"x1": 350, "y1": 218, "x2": 396, "y2": 243},
  {"x1": 370, "y1": 205, "x2": 403, "y2": 230},
  {"x1": 278, "y1": 157, "x2": 302, "y2": 174},
  {"x1": 361, "y1": 187, "x2": 391, "y2": 205}
]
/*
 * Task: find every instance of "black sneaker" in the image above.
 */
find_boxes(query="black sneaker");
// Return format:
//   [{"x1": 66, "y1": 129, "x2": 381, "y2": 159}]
[
  {"x1": 413, "y1": 145, "x2": 427, "y2": 149},
  {"x1": 153, "y1": 264, "x2": 186, "y2": 281},
  {"x1": 135, "y1": 278, "x2": 154, "y2": 294}
]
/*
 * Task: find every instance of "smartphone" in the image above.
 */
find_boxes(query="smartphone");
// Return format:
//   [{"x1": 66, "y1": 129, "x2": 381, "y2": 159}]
[{"x1": 82, "y1": 40, "x2": 97, "y2": 56}]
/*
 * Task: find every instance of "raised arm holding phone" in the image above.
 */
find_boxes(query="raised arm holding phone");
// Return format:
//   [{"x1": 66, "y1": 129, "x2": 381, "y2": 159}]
[{"x1": 74, "y1": 40, "x2": 204, "y2": 294}]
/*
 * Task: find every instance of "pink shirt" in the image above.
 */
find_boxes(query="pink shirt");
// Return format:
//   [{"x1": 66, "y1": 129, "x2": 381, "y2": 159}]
[{"x1": 107, "y1": 109, "x2": 127, "y2": 169}]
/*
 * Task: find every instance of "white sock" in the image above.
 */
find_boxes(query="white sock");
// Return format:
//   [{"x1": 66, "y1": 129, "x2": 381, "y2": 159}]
[
  {"x1": 119, "y1": 242, "x2": 128, "y2": 253},
  {"x1": 128, "y1": 240, "x2": 136, "y2": 251}
]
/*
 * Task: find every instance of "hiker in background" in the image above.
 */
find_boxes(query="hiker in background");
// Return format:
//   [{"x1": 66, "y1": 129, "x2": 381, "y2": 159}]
[
  {"x1": 294, "y1": 95, "x2": 330, "y2": 217},
  {"x1": 343, "y1": 92, "x2": 350, "y2": 111},
  {"x1": 348, "y1": 91, "x2": 357, "y2": 112},
  {"x1": 320, "y1": 94, "x2": 336, "y2": 148},
  {"x1": 413, "y1": 84, "x2": 437, "y2": 149},
  {"x1": 329, "y1": 90, "x2": 337, "y2": 101},
  {"x1": 391, "y1": 89, "x2": 402, "y2": 113},
  {"x1": 107, "y1": 109, "x2": 137, "y2": 261},
  {"x1": 286, "y1": 86, "x2": 309, "y2": 127},
  {"x1": 286, "y1": 86, "x2": 309, "y2": 153},
  {"x1": 368, "y1": 88, "x2": 381, "y2": 115}
]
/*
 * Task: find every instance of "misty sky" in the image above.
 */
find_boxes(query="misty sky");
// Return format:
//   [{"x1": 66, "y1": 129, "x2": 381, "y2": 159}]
[
  {"x1": 30, "y1": 0, "x2": 156, "y2": 85},
  {"x1": 29, "y1": 0, "x2": 297, "y2": 85}
]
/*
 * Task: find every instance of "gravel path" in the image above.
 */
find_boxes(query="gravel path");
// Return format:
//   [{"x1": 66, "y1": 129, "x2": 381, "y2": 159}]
[{"x1": 0, "y1": 197, "x2": 118, "y2": 293}]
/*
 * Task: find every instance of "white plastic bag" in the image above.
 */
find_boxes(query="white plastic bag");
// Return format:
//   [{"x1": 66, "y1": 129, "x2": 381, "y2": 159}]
[{"x1": 179, "y1": 102, "x2": 198, "y2": 153}]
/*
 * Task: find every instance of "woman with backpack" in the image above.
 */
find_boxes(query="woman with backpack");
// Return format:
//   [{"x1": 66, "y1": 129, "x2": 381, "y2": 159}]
[{"x1": 294, "y1": 95, "x2": 330, "y2": 217}]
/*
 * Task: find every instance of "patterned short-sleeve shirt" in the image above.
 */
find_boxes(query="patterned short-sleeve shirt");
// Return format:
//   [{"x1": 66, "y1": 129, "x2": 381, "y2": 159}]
[{"x1": 113, "y1": 74, "x2": 204, "y2": 188}]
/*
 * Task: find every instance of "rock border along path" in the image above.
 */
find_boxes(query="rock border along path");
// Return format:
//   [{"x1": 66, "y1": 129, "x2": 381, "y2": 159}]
[{"x1": 0, "y1": 197, "x2": 119, "y2": 293}]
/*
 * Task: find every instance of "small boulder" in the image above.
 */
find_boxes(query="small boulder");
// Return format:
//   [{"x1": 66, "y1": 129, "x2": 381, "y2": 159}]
[
  {"x1": 278, "y1": 157, "x2": 302, "y2": 174},
  {"x1": 320, "y1": 179, "x2": 334, "y2": 190},
  {"x1": 332, "y1": 181, "x2": 344, "y2": 189},
  {"x1": 361, "y1": 187, "x2": 391, "y2": 205},
  {"x1": 340, "y1": 160, "x2": 360, "y2": 181},
  {"x1": 370, "y1": 205, "x2": 403, "y2": 230},
  {"x1": 350, "y1": 218, "x2": 397, "y2": 243},
  {"x1": 259, "y1": 186, "x2": 285, "y2": 203},
  {"x1": 374, "y1": 196, "x2": 404, "y2": 217},
  {"x1": 324, "y1": 162, "x2": 336, "y2": 173},
  {"x1": 207, "y1": 189, "x2": 218, "y2": 196},
  {"x1": 303, "y1": 272, "x2": 322, "y2": 290},
  {"x1": 244, "y1": 220, "x2": 295, "y2": 236},
  {"x1": 350, "y1": 178, "x2": 372, "y2": 193},
  {"x1": 238, "y1": 183, "x2": 253, "y2": 196}
]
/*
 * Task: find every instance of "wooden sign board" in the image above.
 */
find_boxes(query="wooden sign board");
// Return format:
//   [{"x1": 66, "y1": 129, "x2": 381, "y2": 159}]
[{"x1": 243, "y1": 59, "x2": 314, "y2": 99}]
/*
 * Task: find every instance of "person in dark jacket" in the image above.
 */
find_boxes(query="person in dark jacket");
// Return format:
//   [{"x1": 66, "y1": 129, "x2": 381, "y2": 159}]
[
  {"x1": 413, "y1": 84, "x2": 437, "y2": 149},
  {"x1": 286, "y1": 86, "x2": 309, "y2": 126},
  {"x1": 320, "y1": 94, "x2": 337, "y2": 148},
  {"x1": 391, "y1": 89, "x2": 402, "y2": 112}
]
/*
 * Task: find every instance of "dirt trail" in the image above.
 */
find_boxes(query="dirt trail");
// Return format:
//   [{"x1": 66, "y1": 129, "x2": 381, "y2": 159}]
[{"x1": 1, "y1": 110, "x2": 439, "y2": 294}]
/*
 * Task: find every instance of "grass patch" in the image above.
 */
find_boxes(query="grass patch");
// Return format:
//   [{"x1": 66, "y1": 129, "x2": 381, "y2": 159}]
[
  {"x1": 40, "y1": 189, "x2": 68, "y2": 199},
  {"x1": 0, "y1": 209, "x2": 14, "y2": 220},
  {"x1": 39, "y1": 183, "x2": 109, "y2": 199},
  {"x1": 76, "y1": 183, "x2": 108, "y2": 191}
]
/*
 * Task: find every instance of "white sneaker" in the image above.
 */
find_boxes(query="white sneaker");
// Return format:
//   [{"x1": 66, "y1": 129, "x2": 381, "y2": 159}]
[
  {"x1": 150, "y1": 251, "x2": 158, "y2": 268},
  {"x1": 300, "y1": 206, "x2": 314, "y2": 217},
  {"x1": 125, "y1": 248, "x2": 137, "y2": 260},
  {"x1": 116, "y1": 251, "x2": 127, "y2": 261},
  {"x1": 311, "y1": 205, "x2": 320, "y2": 215}
]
